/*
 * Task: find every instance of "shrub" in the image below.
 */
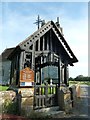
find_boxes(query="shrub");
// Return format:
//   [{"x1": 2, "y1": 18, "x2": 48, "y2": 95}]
[{"x1": 2, "y1": 99, "x2": 19, "y2": 115}]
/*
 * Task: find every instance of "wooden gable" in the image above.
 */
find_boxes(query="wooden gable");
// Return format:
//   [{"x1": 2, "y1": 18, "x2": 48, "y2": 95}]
[
  {"x1": 8, "y1": 19, "x2": 78, "y2": 87},
  {"x1": 8, "y1": 20, "x2": 78, "y2": 66}
]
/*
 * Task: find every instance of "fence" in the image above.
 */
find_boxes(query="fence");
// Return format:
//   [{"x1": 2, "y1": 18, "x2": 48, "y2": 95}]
[{"x1": 33, "y1": 82, "x2": 58, "y2": 109}]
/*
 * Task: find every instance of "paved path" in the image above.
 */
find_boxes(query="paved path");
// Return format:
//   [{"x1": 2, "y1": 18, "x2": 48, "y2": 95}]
[
  {"x1": 71, "y1": 85, "x2": 90, "y2": 118},
  {"x1": 80, "y1": 85, "x2": 90, "y2": 117}
]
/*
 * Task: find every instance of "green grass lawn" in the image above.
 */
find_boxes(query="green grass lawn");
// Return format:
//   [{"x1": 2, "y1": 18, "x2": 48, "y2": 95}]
[
  {"x1": 69, "y1": 81, "x2": 90, "y2": 86},
  {"x1": 0, "y1": 85, "x2": 9, "y2": 91}
]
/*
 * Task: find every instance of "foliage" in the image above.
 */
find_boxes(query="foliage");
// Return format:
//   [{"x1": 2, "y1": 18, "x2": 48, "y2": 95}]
[
  {"x1": 69, "y1": 75, "x2": 90, "y2": 81},
  {"x1": 0, "y1": 85, "x2": 9, "y2": 91},
  {"x1": 2, "y1": 99, "x2": 19, "y2": 115}
]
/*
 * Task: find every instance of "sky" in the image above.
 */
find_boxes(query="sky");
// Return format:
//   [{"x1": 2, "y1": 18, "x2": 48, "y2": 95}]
[{"x1": 0, "y1": 2, "x2": 88, "y2": 78}]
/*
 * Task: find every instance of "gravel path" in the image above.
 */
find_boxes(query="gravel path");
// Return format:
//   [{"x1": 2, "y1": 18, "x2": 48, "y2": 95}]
[
  {"x1": 51, "y1": 85, "x2": 90, "y2": 118},
  {"x1": 67, "y1": 85, "x2": 90, "y2": 118}
]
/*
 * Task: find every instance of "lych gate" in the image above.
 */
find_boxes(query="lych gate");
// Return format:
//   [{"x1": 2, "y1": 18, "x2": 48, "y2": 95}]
[
  {"x1": 8, "y1": 17, "x2": 78, "y2": 110},
  {"x1": 34, "y1": 82, "x2": 58, "y2": 109}
]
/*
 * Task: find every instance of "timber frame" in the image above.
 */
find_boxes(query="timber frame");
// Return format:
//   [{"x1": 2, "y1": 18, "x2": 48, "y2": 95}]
[{"x1": 8, "y1": 19, "x2": 78, "y2": 87}]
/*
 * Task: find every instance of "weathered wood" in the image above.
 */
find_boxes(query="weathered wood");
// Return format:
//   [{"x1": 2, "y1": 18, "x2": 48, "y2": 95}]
[
  {"x1": 50, "y1": 30, "x2": 53, "y2": 51},
  {"x1": 64, "y1": 64, "x2": 68, "y2": 86},
  {"x1": 58, "y1": 57, "x2": 60, "y2": 87},
  {"x1": 61, "y1": 64, "x2": 64, "y2": 84},
  {"x1": 43, "y1": 36, "x2": 45, "y2": 51},
  {"x1": 34, "y1": 83, "x2": 57, "y2": 109},
  {"x1": 20, "y1": 22, "x2": 52, "y2": 51},
  {"x1": 8, "y1": 19, "x2": 78, "y2": 111},
  {"x1": 47, "y1": 32, "x2": 49, "y2": 50},
  {"x1": 38, "y1": 38, "x2": 40, "y2": 51},
  {"x1": 64, "y1": 64, "x2": 68, "y2": 85},
  {"x1": 32, "y1": 43, "x2": 35, "y2": 71}
]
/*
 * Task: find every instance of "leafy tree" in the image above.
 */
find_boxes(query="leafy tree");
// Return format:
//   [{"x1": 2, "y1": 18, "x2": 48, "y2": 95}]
[{"x1": 69, "y1": 75, "x2": 90, "y2": 81}]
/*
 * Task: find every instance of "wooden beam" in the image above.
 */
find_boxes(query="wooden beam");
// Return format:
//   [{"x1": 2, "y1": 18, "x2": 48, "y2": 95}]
[
  {"x1": 59, "y1": 58, "x2": 61, "y2": 85},
  {"x1": 58, "y1": 58, "x2": 60, "y2": 87},
  {"x1": 20, "y1": 22, "x2": 52, "y2": 51},
  {"x1": 61, "y1": 64, "x2": 64, "y2": 84},
  {"x1": 47, "y1": 32, "x2": 49, "y2": 50},
  {"x1": 64, "y1": 63, "x2": 68, "y2": 86},
  {"x1": 32, "y1": 43, "x2": 35, "y2": 71},
  {"x1": 38, "y1": 38, "x2": 40, "y2": 51},
  {"x1": 50, "y1": 30, "x2": 53, "y2": 51},
  {"x1": 20, "y1": 52, "x2": 23, "y2": 70},
  {"x1": 43, "y1": 36, "x2": 45, "y2": 51}
]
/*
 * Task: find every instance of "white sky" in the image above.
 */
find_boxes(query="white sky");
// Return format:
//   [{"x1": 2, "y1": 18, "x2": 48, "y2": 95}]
[{"x1": 0, "y1": 2, "x2": 88, "y2": 78}]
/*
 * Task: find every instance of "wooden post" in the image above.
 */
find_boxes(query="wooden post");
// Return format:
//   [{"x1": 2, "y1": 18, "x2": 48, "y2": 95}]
[
  {"x1": 58, "y1": 57, "x2": 60, "y2": 87},
  {"x1": 43, "y1": 36, "x2": 45, "y2": 51},
  {"x1": 61, "y1": 64, "x2": 64, "y2": 84},
  {"x1": 64, "y1": 63, "x2": 68, "y2": 86},
  {"x1": 45, "y1": 82, "x2": 48, "y2": 106},
  {"x1": 17, "y1": 92, "x2": 22, "y2": 115},
  {"x1": 50, "y1": 30, "x2": 53, "y2": 51},
  {"x1": 33, "y1": 82, "x2": 36, "y2": 109},
  {"x1": 32, "y1": 42, "x2": 36, "y2": 83},
  {"x1": 47, "y1": 32, "x2": 49, "y2": 50},
  {"x1": 20, "y1": 52, "x2": 23, "y2": 70},
  {"x1": 60, "y1": 58, "x2": 61, "y2": 84},
  {"x1": 38, "y1": 38, "x2": 40, "y2": 51},
  {"x1": 40, "y1": 56, "x2": 43, "y2": 84},
  {"x1": 39, "y1": 68, "x2": 41, "y2": 85}
]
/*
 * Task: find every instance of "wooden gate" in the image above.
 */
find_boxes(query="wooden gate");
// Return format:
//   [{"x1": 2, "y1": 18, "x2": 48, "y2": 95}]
[{"x1": 33, "y1": 82, "x2": 58, "y2": 109}]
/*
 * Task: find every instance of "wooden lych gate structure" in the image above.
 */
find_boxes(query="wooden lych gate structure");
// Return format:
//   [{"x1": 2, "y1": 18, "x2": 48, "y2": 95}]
[
  {"x1": 34, "y1": 83, "x2": 58, "y2": 109},
  {"x1": 8, "y1": 16, "x2": 78, "y2": 109}
]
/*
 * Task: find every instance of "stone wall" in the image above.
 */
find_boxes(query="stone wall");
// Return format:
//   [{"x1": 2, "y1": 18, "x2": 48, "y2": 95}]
[
  {"x1": 57, "y1": 86, "x2": 72, "y2": 113},
  {"x1": 0, "y1": 88, "x2": 34, "y2": 116},
  {"x1": 18, "y1": 88, "x2": 34, "y2": 116},
  {"x1": 69, "y1": 85, "x2": 77, "y2": 107}
]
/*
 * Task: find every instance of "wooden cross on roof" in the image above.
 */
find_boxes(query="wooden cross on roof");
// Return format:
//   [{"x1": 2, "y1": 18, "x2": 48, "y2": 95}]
[{"x1": 34, "y1": 15, "x2": 43, "y2": 29}]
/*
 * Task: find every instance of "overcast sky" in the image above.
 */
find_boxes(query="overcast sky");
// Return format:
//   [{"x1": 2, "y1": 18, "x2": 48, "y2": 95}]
[{"x1": 0, "y1": 2, "x2": 88, "y2": 78}]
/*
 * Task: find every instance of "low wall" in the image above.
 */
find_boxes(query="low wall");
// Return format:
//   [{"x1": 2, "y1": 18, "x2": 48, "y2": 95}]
[
  {"x1": 57, "y1": 86, "x2": 72, "y2": 113},
  {"x1": 18, "y1": 88, "x2": 34, "y2": 116},
  {"x1": 0, "y1": 88, "x2": 34, "y2": 116}
]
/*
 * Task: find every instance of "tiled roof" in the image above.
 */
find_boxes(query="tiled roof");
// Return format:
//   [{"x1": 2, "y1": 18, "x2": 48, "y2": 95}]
[{"x1": 0, "y1": 47, "x2": 15, "y2": 61}]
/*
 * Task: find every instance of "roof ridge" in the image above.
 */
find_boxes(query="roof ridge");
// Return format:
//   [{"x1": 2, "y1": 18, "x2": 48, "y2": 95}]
[{"x1": 18, "y1": 21, "x2": 51, "y2": 47}]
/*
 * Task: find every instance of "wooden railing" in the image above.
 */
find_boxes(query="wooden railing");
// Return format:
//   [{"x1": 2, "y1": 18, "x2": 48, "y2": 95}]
[{"x1": 33, "y1": 82, "x2": 58, "y2": 109}]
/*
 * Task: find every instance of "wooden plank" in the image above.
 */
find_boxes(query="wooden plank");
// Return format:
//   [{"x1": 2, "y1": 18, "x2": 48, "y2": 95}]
[
  {"x1": 64, "y1": 64, "x2": 68, "y2": 85},
  {"x1": 34, "y1": 84, "x2": 57, "y2": 109},
  {"x1": 43, "y1": 36, "x2": 45, "y2": 51},
  {"x1": 38, "y1": 38, "x2": 40, "y2": 51},
  {"x1": 42, "y1": 98, "x2": 45, "y2": 107},
  {"x1": 38, "y1": 97, "x2": 41, "y2": 107},
  {"x1": 32, "y1": 43, "x2": 35, "y2": 71},
  {"x1": 58, "y1": 58, "x2": 60, "y2": 87},
  {"x1": 39, "y1": 87, "x2": 41, "y2": 95},
  {"x1": 47, "y1": 32, "x2": 49, "y2": 50},
  {"x1": 20, "y1": 21, "x2": 52, "y2": 49},
  {"x1": 50, "y1": 30, "x2": 53, "y2": 51}
]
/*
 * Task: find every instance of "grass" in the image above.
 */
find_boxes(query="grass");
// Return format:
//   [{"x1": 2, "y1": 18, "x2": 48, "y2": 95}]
[
  {"x1": 69, "y1": 81, "x2": 90, "y2": 86},
  {"x1": 0, "y1": 85, "x2": 9, "y2": 91}
]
